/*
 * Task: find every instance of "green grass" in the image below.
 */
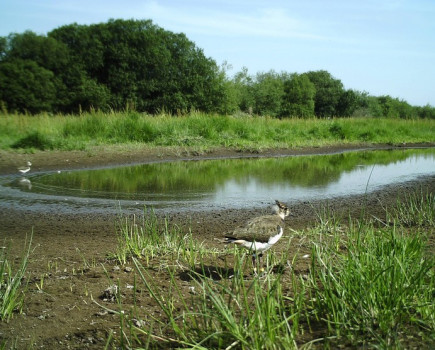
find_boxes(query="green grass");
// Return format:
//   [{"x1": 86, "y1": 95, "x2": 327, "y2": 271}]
[
  {"x1": 386, "y1": 190, "x2": 435, "y2": 227},
  {"x1": 130, "y1": 254, "x2": 302, "y2": 349},
  {"x1": 0, "y1": 233, "x2": 32, "y2": 322},
  {"x1": 308, "y1": 221, "x2": 434, "y2": 347},
  {"x1": 113, "y1": 207, "x2": 220, "y2": 268},
  {"x1": 104, "y1": 192, "x2": 435, "y2": 349},
  {"x1": 1, "y1": 111, "x2": 434, "y2": 151}
]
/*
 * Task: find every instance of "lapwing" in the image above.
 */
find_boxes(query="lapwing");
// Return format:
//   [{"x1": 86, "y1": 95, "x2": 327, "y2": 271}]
[
  {"x1": 18, "y1": 161, "x2": 32, "y2": 175},
  {"x1": 224, "y1": 200, "x2": 290, "y2": 273}
]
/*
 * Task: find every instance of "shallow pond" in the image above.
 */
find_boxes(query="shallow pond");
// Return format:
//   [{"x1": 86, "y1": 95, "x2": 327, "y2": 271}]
[{"x1": 1, "y1": 148, "x2": 434, "y2": 214}]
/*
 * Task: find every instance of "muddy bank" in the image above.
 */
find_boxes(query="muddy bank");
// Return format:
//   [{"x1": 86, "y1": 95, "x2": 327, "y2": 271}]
[{"x1": 1, "y1": 143, "x2": 434, "y2": 175}]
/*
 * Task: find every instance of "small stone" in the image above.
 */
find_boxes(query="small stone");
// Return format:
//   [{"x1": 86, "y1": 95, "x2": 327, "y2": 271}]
[
  {"x1": 132, "y1": 319, "x2": 146, "y2": 328},
  {"x1": 100, "y1": 285, "x2": 118, "y2": 302}
]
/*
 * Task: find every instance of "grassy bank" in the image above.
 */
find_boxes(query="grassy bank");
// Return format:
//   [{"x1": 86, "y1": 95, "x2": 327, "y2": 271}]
[{"x1": 1, "y1": 111, "x2": 434, "y2": 152}]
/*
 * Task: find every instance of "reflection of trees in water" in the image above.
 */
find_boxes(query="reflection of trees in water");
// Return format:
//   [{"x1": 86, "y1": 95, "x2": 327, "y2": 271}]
[{"x1": 34, "y1": 149, "x2": 433, "y2": 194}]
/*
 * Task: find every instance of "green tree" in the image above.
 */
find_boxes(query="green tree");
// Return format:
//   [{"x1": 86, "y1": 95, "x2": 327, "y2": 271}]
[
  {"x1": 232, "y1": 67, "x2": 255, "y2": 114},
  {"x1": 0, "y1": 59, "x2": 56, "y2": 113},
  {"x1": 50, "y1": 19, "x2": 228, "y2": 114},
  {"x1": 377, "y1": 96, "x2": 417, "y2": 119},
  {"x1": 251, "y1": 70, "x2": 288, "y2": 117},
  {"x1": 281, "y1": 73, "x2": 315, "y2": 118},
  {"x1": 4, "y1": 31, "x2": 70, "y2": 75},
  {"x1": 208, "y1": 62, "x2": 239, "y2": 115},
  {"x1": 0, "y1": 31, "x2": 93, "y2": 113},
  {"x1": 0, "y1": 37, "x2": 6, "y2": 59},
  {"x1": 48, "y1": 23, "x2": 105, "y2": 77},
  {"x1": 336, "y1": 89, "x2": 359, "y2": 117},
  {"x1": 416, "y1": 104, "x2": 435, "y2": 119},
  {"x1": 305, "y1": 70, "x2": 344, "y2": 118}
]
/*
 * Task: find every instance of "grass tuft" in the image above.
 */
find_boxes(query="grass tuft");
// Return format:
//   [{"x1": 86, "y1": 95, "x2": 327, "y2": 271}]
[
  {"x1": 113, "y1": 208, "x2": 219, "y2": 268},
  {"x1": 386, "y1": 190, "x2": 435, "y2": 227},
  {"x1": 0, "y1": 233, "x2": 32, "y2": 321},
  {"x1": 11, "y1": 131, "x2": 56, "y2": 150}
]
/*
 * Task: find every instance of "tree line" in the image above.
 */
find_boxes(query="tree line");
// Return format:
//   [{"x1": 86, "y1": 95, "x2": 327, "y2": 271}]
[{"x1": 0, "y1": 19, "x2": 433, "y2": 119}]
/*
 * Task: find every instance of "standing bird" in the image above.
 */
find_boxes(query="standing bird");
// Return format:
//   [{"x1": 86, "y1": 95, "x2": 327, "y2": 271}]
[
  {"x1": 224, "y1": 200, "x2": 290, "y2": 273},
  {"x1": 18, "y1": 161, "x2": 32, "y2": 175}
]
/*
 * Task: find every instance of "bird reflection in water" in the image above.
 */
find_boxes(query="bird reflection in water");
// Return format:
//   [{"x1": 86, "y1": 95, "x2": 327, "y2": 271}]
[{"x1": 18, "y1": 177, "x2": 32, "y2": 190}]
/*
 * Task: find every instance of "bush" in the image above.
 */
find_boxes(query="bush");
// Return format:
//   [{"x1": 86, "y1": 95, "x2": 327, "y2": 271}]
[{"x1": 11, "y1": 131, "x2": 55, "y2": 150}]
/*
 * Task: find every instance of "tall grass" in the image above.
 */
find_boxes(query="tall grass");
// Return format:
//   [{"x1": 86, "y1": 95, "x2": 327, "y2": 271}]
[
  {"x1": 308, "y1": 220, "x2": 434, "y2": 347},
  {"x1": 0, "y1": 233, "x2": 32, "y2": 321},
  {"x1": 1, "y1": 111, "x2": 434, "y2": 151}
]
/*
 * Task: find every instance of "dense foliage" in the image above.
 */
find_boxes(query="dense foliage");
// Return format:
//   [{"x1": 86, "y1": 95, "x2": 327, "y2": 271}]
[{"x1": 0, "y1": 19, "x2": 434, "y2": 118}]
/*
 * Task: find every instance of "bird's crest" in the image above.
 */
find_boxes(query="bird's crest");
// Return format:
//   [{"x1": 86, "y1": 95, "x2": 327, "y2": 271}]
[{"x1": 274, "y1": 200, "x2": 290, "y2": 219}]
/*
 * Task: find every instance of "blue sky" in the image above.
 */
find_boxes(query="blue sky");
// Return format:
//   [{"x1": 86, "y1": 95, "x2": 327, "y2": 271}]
[{"x1": 1, "y1": 0, "x2": 434, "y2": 106}]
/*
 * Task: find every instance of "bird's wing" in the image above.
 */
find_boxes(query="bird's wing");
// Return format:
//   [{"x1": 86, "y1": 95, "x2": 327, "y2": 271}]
[{"x1": 231, "y1": 215, "x2": 283, "y2": 242}]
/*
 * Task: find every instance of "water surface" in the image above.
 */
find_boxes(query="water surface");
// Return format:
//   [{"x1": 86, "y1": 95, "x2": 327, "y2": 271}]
[{"x1": 1, "y1": 148, "x2": 434, "y2": 214}]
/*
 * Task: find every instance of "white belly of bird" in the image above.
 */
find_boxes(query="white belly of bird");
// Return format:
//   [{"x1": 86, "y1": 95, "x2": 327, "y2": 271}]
[
  {"x1": 241, "y1": 241, "x2": 271, "y2": 253},
  {"x1": 241, "y1": 229, "x2": 283, "y2": 254}
]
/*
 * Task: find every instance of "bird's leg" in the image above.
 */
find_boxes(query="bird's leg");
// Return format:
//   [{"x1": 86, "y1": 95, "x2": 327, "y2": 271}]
[
  {"x1": 252, "y1": 255, "x2": 257, "y2": 275},
  {"x1": 259, "y1": 253, "x2": 265, "y2": 274}
]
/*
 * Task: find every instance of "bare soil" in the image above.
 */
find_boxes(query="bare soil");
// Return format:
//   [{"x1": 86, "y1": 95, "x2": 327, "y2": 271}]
[{"x1": 0, "y1": 145, "x2": 434, "y2": 349}]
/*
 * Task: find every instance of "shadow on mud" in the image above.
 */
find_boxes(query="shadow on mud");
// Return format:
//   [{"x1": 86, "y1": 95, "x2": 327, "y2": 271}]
[
  {"x1": 178, "y1": 262, "x2": 288, "y2": 282},
  {"x1": 179, "y1": 265, "x2": 236, "y2": 281}
]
